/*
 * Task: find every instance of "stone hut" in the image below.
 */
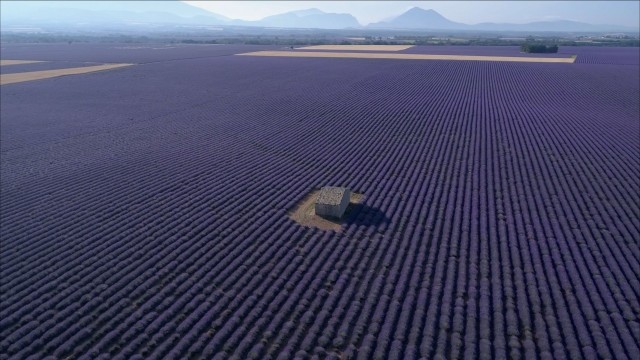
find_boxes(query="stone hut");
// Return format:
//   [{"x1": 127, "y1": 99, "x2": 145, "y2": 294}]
[{"x1": 315, "y1": 186, "x2": 350, "y2": 219}]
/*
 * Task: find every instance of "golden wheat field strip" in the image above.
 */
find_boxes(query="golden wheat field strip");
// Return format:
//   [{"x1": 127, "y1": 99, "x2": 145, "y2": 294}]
[
  {"x1": 0, "y1": 60, "x2": 46, "y2": 66},
  {"x1": 0, "y1": 63, "x2": 135, "y2": 85},
  {"x1": 237, "y1": 51, "x2": 577, "y2": 63},
  {"x1": 296, "y1": 45, "x2": 414, "y2": 51}
]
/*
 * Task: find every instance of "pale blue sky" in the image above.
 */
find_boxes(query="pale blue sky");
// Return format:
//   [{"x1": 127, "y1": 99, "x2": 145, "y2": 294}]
[{"x1": 185, "y1": 1, "x2": 640, "y2": 27}]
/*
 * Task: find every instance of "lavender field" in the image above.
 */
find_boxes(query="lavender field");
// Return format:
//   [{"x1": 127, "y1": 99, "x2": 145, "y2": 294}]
[{"x1": 1, "y1": 44, "x2": 639, "y2": 360}]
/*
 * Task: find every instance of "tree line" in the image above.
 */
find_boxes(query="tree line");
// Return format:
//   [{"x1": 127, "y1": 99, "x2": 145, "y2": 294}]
[{"x1": 520, "y1": 44, "x2": 559, "y2": 53}]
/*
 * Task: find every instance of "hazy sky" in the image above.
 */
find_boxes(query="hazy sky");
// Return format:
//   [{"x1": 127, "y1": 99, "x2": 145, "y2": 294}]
[{"x1": 185, "y1": 1, "x2": 640, "y2": 27}]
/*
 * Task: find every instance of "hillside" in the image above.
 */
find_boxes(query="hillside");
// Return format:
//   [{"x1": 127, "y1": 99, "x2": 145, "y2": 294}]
[
  {"x1": 368, "y1": 7, "x2": 468, "y2": 30},
  {"x1": 0, "y1": 1, "x2": 230, "y2": 27},
  {"x1": 255, "y1": 8, "x2": 360, "y2": 29}
]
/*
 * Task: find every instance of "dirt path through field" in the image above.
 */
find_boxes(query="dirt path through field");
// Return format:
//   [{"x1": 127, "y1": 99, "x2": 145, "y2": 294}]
[
  {"x1": 0, "y1": 63, "x2": 134, "y2": 85},
  {"x1": 237, "y1": 51, "x2": 576, "y2": 63}
]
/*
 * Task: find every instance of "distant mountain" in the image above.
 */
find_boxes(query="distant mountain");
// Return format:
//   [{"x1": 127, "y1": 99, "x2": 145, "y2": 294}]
[
  {"x1": 0, "y1": 1, "x2": 230, "y2": 28},
  {"x1": 1, "y1": 2, "x2": 635, "y2": 33},
  {"x1": 368, "y1": 7, "x2": 637, "y2": 33},
  {"x1": 1, "y1": 2, "x2": 359, "y2": 31},
  {"x1": 286, "y1": 8, "x2": 326, "y2": 18},
  {"x1": 251, "y1": 8, "x2": 360, "y2": 29},
  {"x1": 368, "y1": 7, "x2": 467, "y2": 30}
]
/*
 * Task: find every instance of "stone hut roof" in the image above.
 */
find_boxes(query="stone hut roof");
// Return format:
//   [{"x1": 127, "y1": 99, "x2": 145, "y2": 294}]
[{"x1": 317, "y1": 187, "x2": 348, "y2": 205}]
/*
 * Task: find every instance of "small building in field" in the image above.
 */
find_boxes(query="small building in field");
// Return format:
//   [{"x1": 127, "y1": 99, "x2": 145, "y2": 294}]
[{"x1": 315, "y1": 187, "x2": 350, "y2": 219}]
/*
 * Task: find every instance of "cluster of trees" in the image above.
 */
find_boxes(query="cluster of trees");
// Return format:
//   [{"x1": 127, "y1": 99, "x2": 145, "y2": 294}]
[{"x1": 520, "y1": 44, "x2": 559, "y2": 53}]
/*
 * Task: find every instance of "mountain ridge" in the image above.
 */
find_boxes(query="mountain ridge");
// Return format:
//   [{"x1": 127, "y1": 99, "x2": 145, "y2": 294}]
[
  {"x1": 368, "y1": 7, "x2": 469, "y2": 30},
  {"x1": 1, "y1": 2, "x2": 636, "y2": 33},
  {"x1": 246, "y1": 8, "x2": 360, "y2": 29},
  {"x1": 366, "y1": 6, "x2": 635, "y2": 32}
]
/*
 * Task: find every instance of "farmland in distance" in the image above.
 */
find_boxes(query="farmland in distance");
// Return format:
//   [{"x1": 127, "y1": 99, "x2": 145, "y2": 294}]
[{"x1": 1, "y1": 44, "x2": 638, "y2": 360}]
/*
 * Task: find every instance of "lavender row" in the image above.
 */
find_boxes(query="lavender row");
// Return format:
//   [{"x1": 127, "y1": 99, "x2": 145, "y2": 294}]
[{"x1": 1, "y1": 45, "x2": 638, "y2": 359}]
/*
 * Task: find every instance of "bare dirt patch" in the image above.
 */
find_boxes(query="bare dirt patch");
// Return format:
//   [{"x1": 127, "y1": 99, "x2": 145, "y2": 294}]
[
  {"x1": 296, "y1": 45, "x2": 414, "y2": 51},
  {"x1": 237, "y1": 51, "x2": 576, "y2": 63},
  {"x1": 0, "y1": 63, "x2": 134, "y2": 85},
  {"x1": 288, "y1": 190, "x2": 364, "y2": 231},
  {"x1": 0, "y1": 60, "x2": 45, "y2": 66}
]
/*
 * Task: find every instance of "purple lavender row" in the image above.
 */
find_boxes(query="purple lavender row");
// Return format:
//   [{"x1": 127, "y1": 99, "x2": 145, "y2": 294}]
[{"x1": 1, "y1": 45, "x2": 638, "y2": 359}]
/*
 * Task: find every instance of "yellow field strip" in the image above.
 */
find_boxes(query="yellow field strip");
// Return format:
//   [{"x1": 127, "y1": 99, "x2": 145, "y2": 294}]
[
  {"x1": 1, "y1": 63, "x2": 134, "y2": 85},
  {"x1": 0, "y1": 60, "x2": 46, "y2": 66},
  {"x1": 237, "y1": 51, "x2": 576, "y2": 63},
  {"x1": 297, "y1": 45, "x2": 414, "y2": 51}
]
